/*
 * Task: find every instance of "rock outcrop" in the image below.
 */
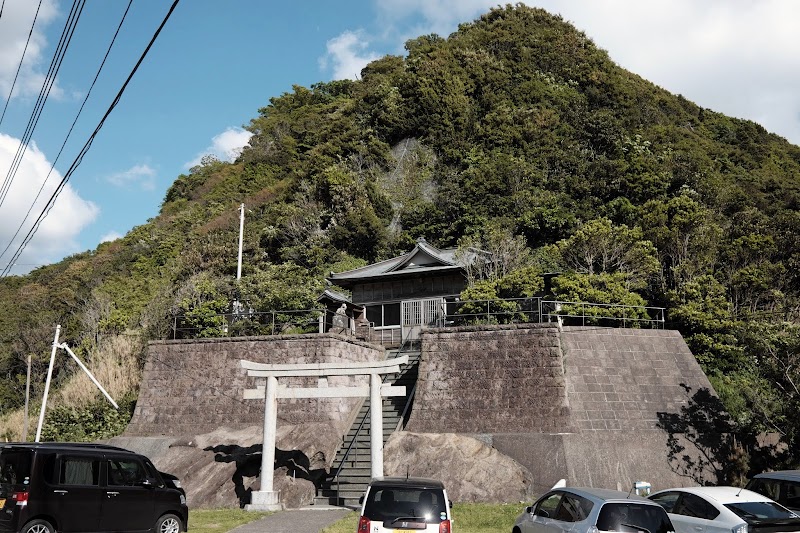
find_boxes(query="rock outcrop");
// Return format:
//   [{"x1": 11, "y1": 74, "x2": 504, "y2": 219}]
[
  {"x1": 110, "y1": 422, "x2": 332, "y2": 509},
  {"x1": 383, "y1": 431, "x2": 533, "y2": 502}
]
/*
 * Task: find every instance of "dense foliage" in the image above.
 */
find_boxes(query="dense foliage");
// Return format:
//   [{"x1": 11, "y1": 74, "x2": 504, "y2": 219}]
[{"x1": 1, "y1": 4, "x2": 798, "y2": 471}]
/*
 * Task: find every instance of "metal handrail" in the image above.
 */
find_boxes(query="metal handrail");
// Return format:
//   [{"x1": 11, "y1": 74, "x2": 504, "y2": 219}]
[
  {"x1": 329, "y1": 334, "x2": 415, "y2": 503},
  {"x1": 171, "y1": 298, "x2": 668, "y2": 340},
  {"x1": 396, "y1": 381, "x2": 417, "y2": 432},
  {"x1": 540, "y1": 299, "x2": 666, "y2": 328},
  {"x1": 332, "y1": 402, "x2": 371, "y2": 504}
]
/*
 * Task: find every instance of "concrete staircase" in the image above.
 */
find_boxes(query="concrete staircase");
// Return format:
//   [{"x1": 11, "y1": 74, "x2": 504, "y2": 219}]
[{"x1": 314, "y1": 344, "x2": 421, "y2": 507}]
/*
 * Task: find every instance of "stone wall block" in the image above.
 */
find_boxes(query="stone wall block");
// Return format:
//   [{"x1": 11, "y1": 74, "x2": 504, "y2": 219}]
[{"x1": 127, "y1": 335, "x2": 385, "y2": 437}]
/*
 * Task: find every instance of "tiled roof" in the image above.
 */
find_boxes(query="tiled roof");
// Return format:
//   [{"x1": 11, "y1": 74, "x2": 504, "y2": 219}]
[
  {"x1": 328, "y1": 238, "x2": 464, "y2": 283},
  {"x1": 318, "y1": 288, "x2": 352, "y2": 303}
]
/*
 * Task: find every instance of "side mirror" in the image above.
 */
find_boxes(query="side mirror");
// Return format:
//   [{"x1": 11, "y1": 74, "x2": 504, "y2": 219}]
[
  {"x1": 526, "y1": 506, "x2": 533, "y2": 514},
  {"x1": 359, "y1": 495, "x2": 364, "y2": 504},
  {"x1": 449, "y1": 500, "x2": 453, "y2": 509}
]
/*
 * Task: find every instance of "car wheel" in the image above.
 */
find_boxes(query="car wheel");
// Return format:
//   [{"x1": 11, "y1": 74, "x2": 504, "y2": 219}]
[
  {"x1": 155, "y1": 513, "x2": 182, "y2": 533},
  {"x1": 20, "y1": 520, "x2": 55, "y2": 533}
]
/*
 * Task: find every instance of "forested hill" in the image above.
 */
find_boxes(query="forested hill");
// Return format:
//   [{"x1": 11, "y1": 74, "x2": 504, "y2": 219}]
[{"x1": 1, "y1": 4, "x2": 799, "y2": 470}]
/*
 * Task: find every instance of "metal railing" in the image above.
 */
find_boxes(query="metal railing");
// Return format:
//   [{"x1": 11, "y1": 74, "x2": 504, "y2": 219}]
[
  {"x1": 170, "y1": 298, "x2": 667, "y2": 340},
  {"x1": 171, "y1": 307, "x2": 348, "y2": 340},
  {"x1": 444, "y1": 297, "x2": 665, "y2": 329},
  {"x1": 540, "y1": 300, "x2": 666, "y2": 328}
]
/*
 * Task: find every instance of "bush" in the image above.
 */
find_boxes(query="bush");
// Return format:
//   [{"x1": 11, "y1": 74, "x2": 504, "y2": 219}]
[{"x1": 40, "y1": 393, "x2": 137, "y2": 442}]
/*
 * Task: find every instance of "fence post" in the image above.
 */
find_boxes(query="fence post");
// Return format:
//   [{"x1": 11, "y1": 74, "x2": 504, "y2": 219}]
[
  {"x1": 582, "y1": 302, "x2": 585, "y2": 326},
  {"x1": 272, "y1": 311, "x2": 275, "y2": 335}
]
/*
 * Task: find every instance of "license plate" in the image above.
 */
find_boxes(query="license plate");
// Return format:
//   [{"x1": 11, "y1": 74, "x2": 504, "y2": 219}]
[
  {"x1": 0, "y1": 498, "x2": 5, "y2": 508},
  {"x1": 385, "y1": 519, "x2": 427, "y2": 531}
]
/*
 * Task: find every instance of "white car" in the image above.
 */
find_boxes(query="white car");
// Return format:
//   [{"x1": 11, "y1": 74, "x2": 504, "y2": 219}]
[
  {"x1": 514, "y1": 487, "x2": 675, "y2": 533},
  {"x1": 357, "y1": 477, "x2": 452, "y2": 532},
  {"x1": 649, "y1": 486, "x2": 800, "y2": 533}
]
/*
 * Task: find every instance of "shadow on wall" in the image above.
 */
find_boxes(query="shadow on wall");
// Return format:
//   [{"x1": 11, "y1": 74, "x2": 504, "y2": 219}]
[
  {"x1": 205, "y1": 444, "x2": 328, "y2": 507},
  {"x1": 656, "y1": 384, "x2": 775, "y2": 486}
]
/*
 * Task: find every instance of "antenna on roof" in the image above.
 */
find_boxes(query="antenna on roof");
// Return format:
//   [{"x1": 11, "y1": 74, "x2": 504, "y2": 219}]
[{"x1": 736, "y1": 486, "x2": 744, "y2": 497}]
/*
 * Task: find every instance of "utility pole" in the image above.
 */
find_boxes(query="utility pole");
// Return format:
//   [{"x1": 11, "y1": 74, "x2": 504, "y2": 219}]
[
  {"x1": 237, "y1": 203, "x2": 245, "y2": 281},
  {"x1": 22, "y1": 354, "x2": 31, "y2": 441},
  {"x1": 35, "y1": 325, "x2": 119, "y2": 442},
  {"x1": 35, "y1": 326, "x2": 61, "y2": 443}
]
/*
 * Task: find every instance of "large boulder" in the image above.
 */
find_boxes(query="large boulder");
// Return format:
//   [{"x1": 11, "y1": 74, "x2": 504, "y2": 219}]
[
  {"x1": 110, "y1": 422, "x2": 337, "y2": 509},
  {"x1": 383, "y1": 432, "x2": 533, "y2": 502}
]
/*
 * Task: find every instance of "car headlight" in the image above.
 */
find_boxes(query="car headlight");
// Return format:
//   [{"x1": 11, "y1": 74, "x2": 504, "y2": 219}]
[{"x1": 732, "y1": 523, "x2": 747, "y2": 533}]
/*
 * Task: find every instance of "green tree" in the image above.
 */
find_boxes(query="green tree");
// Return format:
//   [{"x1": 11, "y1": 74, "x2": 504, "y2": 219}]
[
  {"x1": 455, "y1": 225, "x2": 533, "y2": 284},
  {"x1": 555, "y1": 218, "x2": 659, "y2": 290},
  {"x1": 667, "y1": 275, "x2": 741, "y2": 371},
  {"x1": 175, "y1": 275, "x2": 231, "y2": 338},
  {"x1": 550, "y1": 272, "x2": 650, "y2": 324},
  {"x1": 641, "y1": 194, "x2": 721, "y2": 292}
]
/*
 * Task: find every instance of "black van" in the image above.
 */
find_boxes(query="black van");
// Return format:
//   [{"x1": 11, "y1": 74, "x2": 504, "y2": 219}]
[
  {"x1": 746, "y1": 470, "x2": 800, "y2": 512},
  {"x1": 0, "y1": 442, "x2": 188, "y2": 533}
]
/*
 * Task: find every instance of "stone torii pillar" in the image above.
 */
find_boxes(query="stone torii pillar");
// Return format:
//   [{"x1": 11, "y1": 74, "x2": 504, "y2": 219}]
[{"x1": 241, "y1": 356, "x2": 408, "y2": 511}]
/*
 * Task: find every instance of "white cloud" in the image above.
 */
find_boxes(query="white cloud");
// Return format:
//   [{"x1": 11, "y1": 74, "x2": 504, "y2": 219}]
[
  {"x1": 376, "y1": 0, "x2": 493, "y2": 40},
  {"x1": 374, "y1": 0, "x2": 800, "y2": 145},
  {"x1": 0, "y1": 0, "x2": 63, "y2": 101},
  {"x1": 100, "y1": 231, "x2": 122, "y2": 243},
  {"x1": 105, "y1": 164, "x2": 156, "y2": 191},
  {"x1": 320, "y1": 30, "x2": 381, "y2": 80},
  {"x1": 185, "y1": 127, "x2": 253, "y2": 169},
  {"x1": 0, "y1": 133, "x2": 98, "y2": 275}
]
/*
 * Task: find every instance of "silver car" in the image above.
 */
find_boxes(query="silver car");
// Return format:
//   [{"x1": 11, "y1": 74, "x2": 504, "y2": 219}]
[
  {"x1": 514, "y1": 487, "x2": 676, "y2": 533},
  {"x1": 649, "y1": 486, "x2": 800, "y2": 533}
]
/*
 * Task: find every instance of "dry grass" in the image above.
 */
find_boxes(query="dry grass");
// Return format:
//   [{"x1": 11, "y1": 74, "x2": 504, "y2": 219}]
[{"x1": 0, "y1": 334, "x2": 141, "y2": 441}]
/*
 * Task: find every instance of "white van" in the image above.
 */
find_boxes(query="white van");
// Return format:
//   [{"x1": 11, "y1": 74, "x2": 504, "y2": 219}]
[{"x1": 357, "y1": 477, "x2": 452, "y2": 533}]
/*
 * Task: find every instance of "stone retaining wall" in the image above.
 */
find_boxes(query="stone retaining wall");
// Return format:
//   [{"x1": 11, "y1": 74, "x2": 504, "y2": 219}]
[
  {"x1": 405, "y1": 324, "x2": 718, "y2": 494},
  {"x1": 126, "y1": 333, "x2": 385, "y2": 437},
  {"x1": 561, "y1": 326, "x2": 713, "y2": 432},
  {"x1": 407, "y1": 324, "x2": 574, "y2": 433}
]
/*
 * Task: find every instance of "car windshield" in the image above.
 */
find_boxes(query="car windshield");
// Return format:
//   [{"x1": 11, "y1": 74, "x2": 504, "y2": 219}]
[
  {"x1": 363, "y1": 486, "x2": 447, "y2": 524},
  {"x1": 596, "y1": 503, "x2": 675, "y2": 533},
  {"x1": 0, "y1": 450, "x2": 32, "y2": 486},
  {"x1": 725, "y1": 501, "x2": 800, "y2": 521}
]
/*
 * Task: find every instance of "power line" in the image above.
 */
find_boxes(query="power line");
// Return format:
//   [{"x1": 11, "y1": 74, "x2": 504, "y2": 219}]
[
  {"x1": 0, "y1": 0, "x2": 86, "y2": 209},
  {"x1": 0, "y1": 0, "x2": 45, "y2": 129},
  {"x1": 0, "y1": 0, "x2": 182, "y2": 277},
  {"x1": 0, "y1": 0, "x2": 134, "y2": 268}
]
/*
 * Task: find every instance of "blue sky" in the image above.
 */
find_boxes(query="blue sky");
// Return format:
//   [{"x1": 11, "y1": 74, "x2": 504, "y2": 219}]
[{"x1": 0, "y1": 0, "x2": 798, "y2": 276}]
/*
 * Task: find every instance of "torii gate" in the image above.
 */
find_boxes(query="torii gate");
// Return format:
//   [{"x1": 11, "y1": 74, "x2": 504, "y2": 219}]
[{"x1": 240, "y1": 356, "x2": 408, "y2": 511}]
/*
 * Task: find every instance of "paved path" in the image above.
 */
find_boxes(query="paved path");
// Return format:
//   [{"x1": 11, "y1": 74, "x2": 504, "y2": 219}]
[{"x1": 229, "y1": 507, "x2": 354, "y2": 533}]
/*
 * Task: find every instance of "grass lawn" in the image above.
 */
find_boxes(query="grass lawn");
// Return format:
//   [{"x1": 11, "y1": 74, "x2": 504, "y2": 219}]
[
  {"x1": 320, "y1": 503, "x2": 526, "y2": 533},
  {"x1": 187, "y1": 508, "x2": 270, "y2": 533}
]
